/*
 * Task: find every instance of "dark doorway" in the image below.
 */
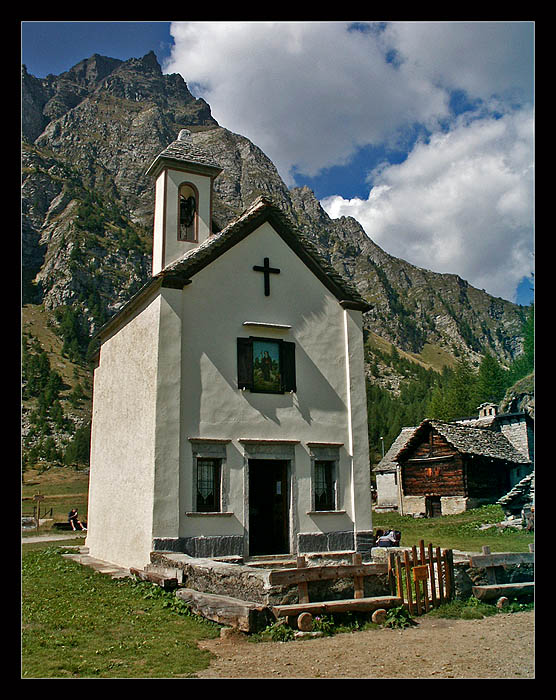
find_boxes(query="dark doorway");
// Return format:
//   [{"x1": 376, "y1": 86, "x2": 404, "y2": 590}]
[
  {"x1": 249, "y1": 460, "x2": 289, "y2": 556},
  {"x1": 425, "y1": 495, "x2": 442, "y2": 518}
]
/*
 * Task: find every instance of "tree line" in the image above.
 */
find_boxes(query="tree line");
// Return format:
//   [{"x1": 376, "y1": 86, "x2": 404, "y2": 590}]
[{"x1": 367, "y1": 305, "x2": 534, "y2": 464}]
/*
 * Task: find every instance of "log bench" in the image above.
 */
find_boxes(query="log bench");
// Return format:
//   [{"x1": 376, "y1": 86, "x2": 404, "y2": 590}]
[
  {"x1": 270, "y1": 554, "x2": 402, "y2": 630},
  {"x1": 469, "y1": 546, "x2": 534, "y2": 602}
]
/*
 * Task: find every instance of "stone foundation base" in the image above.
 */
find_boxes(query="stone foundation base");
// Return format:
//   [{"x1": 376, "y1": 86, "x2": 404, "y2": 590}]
[{"x1": 154, "y1": 529, "x2": 374, "y2": 559}]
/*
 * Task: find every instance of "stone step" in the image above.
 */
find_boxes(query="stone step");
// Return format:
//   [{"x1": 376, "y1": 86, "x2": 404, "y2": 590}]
[
  {"x1": 130, "y1": 567, "x2": 178, "y2": 590},
  {"x1": 62, "y1": 551, "x2": 130, "y2": 579},
  {"x1": 176, "y1": 588, "x2": 273, "y2": 633}
]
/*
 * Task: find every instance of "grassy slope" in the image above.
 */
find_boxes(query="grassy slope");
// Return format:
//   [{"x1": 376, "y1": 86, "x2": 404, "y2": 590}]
[{"x1": 21, "y1": 545, "x2": 220, "y2": 678}]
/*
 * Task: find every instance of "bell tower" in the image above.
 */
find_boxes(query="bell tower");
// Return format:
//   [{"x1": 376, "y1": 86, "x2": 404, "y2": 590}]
[{"x1": 146, "y1": 129, "x2": 223, "y2": 276}]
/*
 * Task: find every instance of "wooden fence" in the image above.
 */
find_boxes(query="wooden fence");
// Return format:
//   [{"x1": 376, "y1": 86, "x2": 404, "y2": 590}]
[{"x1": 387, "y1": 541, "x2": 454, "y2": 616}]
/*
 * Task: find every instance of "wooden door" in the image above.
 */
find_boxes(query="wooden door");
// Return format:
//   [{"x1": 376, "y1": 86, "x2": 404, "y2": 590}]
[
  {"x1": 425, "y1": 495, "x2": 442, "y2": 518},
  {"x1": 249, "y1": 460, "x2": 289, "y2": 555}
]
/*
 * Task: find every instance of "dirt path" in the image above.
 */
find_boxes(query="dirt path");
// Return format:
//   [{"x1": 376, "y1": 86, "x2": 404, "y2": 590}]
[{"x1": 195, "y1": 610, "x2": 534, "y2": 679}]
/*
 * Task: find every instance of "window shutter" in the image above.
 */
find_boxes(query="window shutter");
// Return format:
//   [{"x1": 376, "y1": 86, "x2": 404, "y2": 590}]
[
  {"x1": 281, "y1": 341, "x2": 297, "y2": 392},
  {"x1": 237, "y1": 337, "x2": 253, "y2": 390}
]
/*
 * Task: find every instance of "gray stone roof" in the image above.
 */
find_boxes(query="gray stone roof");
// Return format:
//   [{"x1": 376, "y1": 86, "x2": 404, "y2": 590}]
[
  {"x1": 145, "y1": 129, "x2": 223, "y2": 177},
  {"x1": 396, "y1": 419, "x2": 531, "y2": 465},
  {"x1": 373, "y1": 427, "x2": 416, "y2": 472},
  {"x1": 497, "y1": 471, "x2": 535, "y2": 510}
]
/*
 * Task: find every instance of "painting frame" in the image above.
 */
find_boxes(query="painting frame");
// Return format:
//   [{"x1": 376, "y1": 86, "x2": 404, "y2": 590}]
[{"x1": 252, "y1": 339, "x2": 282, "y2": 393}]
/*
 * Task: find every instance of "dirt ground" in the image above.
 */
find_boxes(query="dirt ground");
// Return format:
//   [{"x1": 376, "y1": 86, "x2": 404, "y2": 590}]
[{"x1": 195, "y1": 610, "x2": 535, "y2": 679}]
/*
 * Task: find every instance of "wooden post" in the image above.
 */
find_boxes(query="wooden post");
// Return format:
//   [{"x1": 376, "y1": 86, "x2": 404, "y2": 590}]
[
  {"x1": 352, "y1": 552, "x2": 364, "y2": 599},
  {"x1": 395, "y1": 555, "x2": 404, "y2": 602},
  {"x1": 412, "y1": 545, "x2": 422, "y2": 615},
  {"x1": 481, "y1": 545, "x2": 497, "y2": 584},
  {"x1": 427, "y1": 542, "x2": 437, "y2": 608},
  {"x1": 403, "y1": 549, "x2": 414, "y2": 615},
  {"x1": 436, "y1": 547, "x2": 445, "y2": 605},
  {"x1": 296, "y1": 556, "x2": 309, "y2": 604},
  {"x1": 33, "y1": 493, "x2": 44, "y2": 531},
  {"x1": 419, "y1": 540, "x2": 430, "y2": 613},
  {"x1": 387, "y1": 551, "x2": 396, "y2": 595},
  {"x1": 443, "y1": 549, "x2": 454, "y2": 601}
]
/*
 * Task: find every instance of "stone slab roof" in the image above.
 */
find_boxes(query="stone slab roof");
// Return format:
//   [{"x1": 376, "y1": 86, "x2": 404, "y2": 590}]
[
  {"x1": 395, "y1": 419, "x2": 531, "y2": 465},
  {"x1": 145, "y1": 129, "x2": 223, "y2": 178},
  {"x1": 373, "y1": 427, "x2": 416, "y2": 472}
]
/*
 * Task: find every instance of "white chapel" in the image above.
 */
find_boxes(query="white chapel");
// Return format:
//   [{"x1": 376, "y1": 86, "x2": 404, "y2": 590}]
[{"x1": 86, "y1": 130, "x2": 373, "y2": 570}]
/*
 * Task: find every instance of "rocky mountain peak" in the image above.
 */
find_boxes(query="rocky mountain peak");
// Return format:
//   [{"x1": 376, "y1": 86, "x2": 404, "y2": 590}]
[{"x1": 22, "y1": 53, "x2": 528, "y2": 370}]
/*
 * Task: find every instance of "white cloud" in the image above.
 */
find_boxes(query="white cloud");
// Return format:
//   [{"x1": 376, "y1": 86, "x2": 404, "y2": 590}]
[
  {"x1": 164, "y1": 21, "x2": 451, "y2": 182},
  {"x1": 381, "y1": 21, "x2": 534, "y2": 103},
  {"x1": 163, "y1": 21, "x2": 534, "y2": 302},
  {"x1": 321, "y1": 109, "x2": 534, "y2": 302}
]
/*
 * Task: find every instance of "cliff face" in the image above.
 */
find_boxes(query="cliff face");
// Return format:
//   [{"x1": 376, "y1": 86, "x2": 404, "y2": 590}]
[{"x1": 22, "y1": 51, "x2": 527, "y2": 366}]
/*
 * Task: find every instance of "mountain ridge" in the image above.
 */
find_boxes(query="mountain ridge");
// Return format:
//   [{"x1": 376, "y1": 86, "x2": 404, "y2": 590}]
[{"x1": 21, "y1": 51, "x2": 531, "y2": 464}]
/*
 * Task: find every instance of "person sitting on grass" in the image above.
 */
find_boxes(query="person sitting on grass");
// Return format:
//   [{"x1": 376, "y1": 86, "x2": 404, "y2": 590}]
[{"x1": 68, "y1": 508, "x2": 86, "y2": 531}]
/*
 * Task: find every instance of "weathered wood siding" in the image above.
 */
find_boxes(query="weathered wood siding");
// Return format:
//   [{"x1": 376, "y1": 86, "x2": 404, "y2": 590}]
[
  {"x1": 400, "y1": 424, "x2": 512, "y2": 501},
  {"x1": 401, "y1": 427, "x2": 465, "y2": 496}
]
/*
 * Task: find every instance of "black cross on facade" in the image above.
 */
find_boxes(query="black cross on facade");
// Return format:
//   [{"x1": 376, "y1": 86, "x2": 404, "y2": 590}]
[{"x1": 253, "y1": 257, "x2": 280, "y2": 296}]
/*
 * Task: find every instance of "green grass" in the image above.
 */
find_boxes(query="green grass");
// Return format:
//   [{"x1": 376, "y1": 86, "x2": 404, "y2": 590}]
[
  {"x1": 21, "y1": 544, "x2": 220, "y2": 678},
  {"x1": 22, "y1": 467, "x2": 89, "y2": 534},
  {"x1": 372, "y1": 504, "x2": 534, "y2": 553}
]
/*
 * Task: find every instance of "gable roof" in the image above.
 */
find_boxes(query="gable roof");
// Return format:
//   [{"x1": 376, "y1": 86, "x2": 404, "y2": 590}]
[
  {"x1": 396, "y1": 419, "x2": 531, "y2": 465},
  {"x1": 95, "y1": 195, "x2": 370, "y2": 343},
  {"x1": 373, "y1": 427, "x2": 416, "y2": 472},
  {"x1": 162, "y1": 195, "x2": 370, "y2": 310}
]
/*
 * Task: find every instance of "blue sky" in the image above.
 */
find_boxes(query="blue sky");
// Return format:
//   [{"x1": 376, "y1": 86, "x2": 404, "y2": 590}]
[{"x1": 21, "y1": 21, "x2": 534, "y2": 306}]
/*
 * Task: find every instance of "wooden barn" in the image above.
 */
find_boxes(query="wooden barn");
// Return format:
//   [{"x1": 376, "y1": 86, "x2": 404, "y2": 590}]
[{"x1": 393, "y1": 419, "x2": 532, "y2": 517}]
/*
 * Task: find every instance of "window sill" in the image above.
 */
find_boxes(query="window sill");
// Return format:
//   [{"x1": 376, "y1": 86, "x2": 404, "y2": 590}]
[
  {"x1": 307, "y1": 509, "x2": 346, "y2": 515},
  {"x1": 185, "y1": 511, "x2": 234, "y2": 517}
]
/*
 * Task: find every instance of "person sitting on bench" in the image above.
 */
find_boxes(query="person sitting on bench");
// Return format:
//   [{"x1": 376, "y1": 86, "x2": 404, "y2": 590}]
[
  {"x1": 68, "y1": 508, "x2": 86, "y2": 531},
  {"x1": 377, "y1": 529, "x2": 401, "y2": 547}
]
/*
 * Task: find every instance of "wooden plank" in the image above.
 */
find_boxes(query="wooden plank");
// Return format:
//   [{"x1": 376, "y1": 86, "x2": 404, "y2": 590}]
[
  {"x1": 268, "y1": 561, "x2": 388, "y2": 586},
  {"x1": 419, "y1": 541, "x2": 430, "y2": 613},
  {"x1": 472, "y1": 582, "x2": 534, "y2": 601},
  {"x1": 387, "y1": 551, "x2": 396, "y2": 594},
  {"x1": 296, "y1": 556, "x2": 310, "y2": 604},
  {"x1": 469, "y1": 552, "x2": 534, "y2": 568},
  {"x1": 411, "y1": 546, "x2": 422, "y2": 615},
  {"x1": 352, "y1": 552, "x2": 364, "y2": 599},
  {"x1": 396, "y1": 555, "x2": 404, "y2": 603},
  {"x1": 413, "y1": 565, "x2": 429, "y2": 581},
  {"x1": 436, "y1": 547, "x2": 444, "y2": 605},
  {"x1": 272, "y1": 596, "x2": 403, "y2": 618},
  {"x1": 403, "y1": 549, "x2": 414, "y2": 616},
  {"x1": 444, "y1": 549, "x2": 454, "y2": 601},
  {"x1": 428, "y1": 542, "x2": 437, "y2": 608}
]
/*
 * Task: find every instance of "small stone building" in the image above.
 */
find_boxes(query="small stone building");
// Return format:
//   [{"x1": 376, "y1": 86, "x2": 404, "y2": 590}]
[{"x1": 374, "y1": 407, "x2": 533, "y2": 517}]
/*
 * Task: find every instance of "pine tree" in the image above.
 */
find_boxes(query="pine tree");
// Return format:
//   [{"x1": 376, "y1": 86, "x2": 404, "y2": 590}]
[{"x1": 473, "y1": 353, "x2": 506, "y2": 406}]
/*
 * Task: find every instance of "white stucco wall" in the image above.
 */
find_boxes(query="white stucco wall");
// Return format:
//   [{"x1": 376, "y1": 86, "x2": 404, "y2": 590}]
[
  {"x1": 152, "y1": 167, "x2": 214, "y2": 275},
  {"x1": 375, "y1": 471, "x2": 399, "y2": 509},
  {"x1": 87, "y1": 217, "x2": 373, "y2": 567},
  {"x1": 86, "y1": 295, "x2": 162, "y2": 569},
  {"x1": 172, "y1": 221, "x2": 372, "y2": 547}
]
